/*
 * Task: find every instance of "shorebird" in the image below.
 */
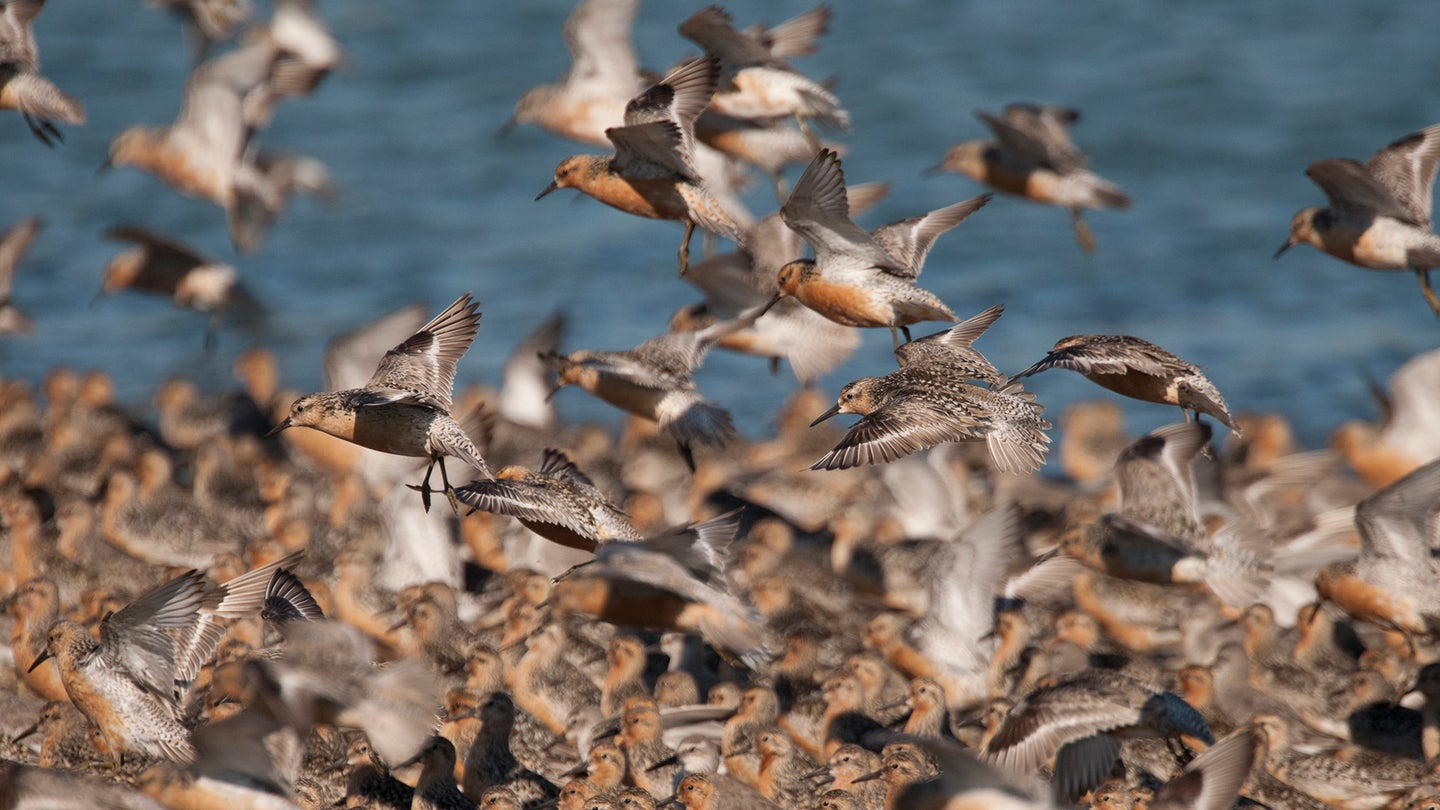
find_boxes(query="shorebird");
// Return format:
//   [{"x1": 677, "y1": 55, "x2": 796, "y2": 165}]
[
  {"x1": 503, "y1": 0, "x2": 642, "y2": 146},
  {"x1": 677, "y1": 5, "x2": 847, "y2": 143},
  {"x1": 104, "y1": 41, "x2": 289, "y2": 253},
  {"x1": 778, "y1": 149, "x2": 990, "y2": 347},
  {"x1": 28, "y1": 556, "x2": 297, "y2": 764},
  {"x1": 810, "y1": 349, "x2": 1050, "y2": 474},
  {"x1": 930, "y1": 103, "x2": 1130, "y2": 254},
  {"x1": 97, "y1": 225, "x2": 260, "y2": 343},
  {"x1": 1016, "y1": 334, "x2": 1237, "y2": 430},
  {"x1": 548, "y1": 513, "x2": 770, "y2": 668},
  {"x1": 0, "y1": 0, "x2": 85, "y2": 146},
  {"x1": 982, "y1": 670, "x2": 1213, "y2": 802},
  {"x1": 454, "y1": 447, "x2": 641, "y2": 552},
  {"x1": 535, "y1": 56, "x2": 749, "y2": 276},
  {"x1": 543, "y1": 298, "x2": 776, "y2": 471},
  {"x1": 1276, "y1": 122, "x2": 1440, "y2": 315},
  {"x1": 270, "y1": 292, "x2": 491, "y2": 512},
  {"x1": 0, "y1": 215, "x2": 39, "y2": 334},
  {"x1": 1314, "y1": 457, "x2": 1440, "y2": 645}
]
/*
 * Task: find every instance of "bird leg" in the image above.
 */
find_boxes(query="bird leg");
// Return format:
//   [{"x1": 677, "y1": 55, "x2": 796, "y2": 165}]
[
  {"x1": 413, "y1": 461, "x2": 436, "y2": 512},
  {"x1": 795, "y1": 113, "x2": 821, "y2": 151},
  {"x1": 438, "y1": 459, "x2": 461, "y2": 515},
  {"x1": 889, "y1": 326, "x2": 900, "y2": 350},
  {"x1": 1415, "y1": 269, "x2": 1440, "y2": 316},
  {"x1": 678, "y1": 221, "x2": 696, "y2": 276}
]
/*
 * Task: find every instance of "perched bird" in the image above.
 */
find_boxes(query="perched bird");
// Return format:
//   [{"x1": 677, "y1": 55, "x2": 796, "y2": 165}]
[
  {"x1": 930, "y1": 103, "x2": 1130, "y2": 254},
  {"x1": 454, "y1": 448, "x2": 641, "y2": 552},
  {"x1": 536, "y1": 56, "x2": 748, "y2": 276},
  {"x1": 1276, "y1": 122, "x2": 1440, "y2": 315},
  {"x1": 0, "y1": 215, "x2": 39, "y2": 333},
  {"x1": 811, "y1": 328, "x2": 1050, "y2": 474},
  {"x1": 1016, "y1": 334, "x2": 1237, "y2": 430},
  {"x1": 778, "y1": 148, "x2": 990, "y2": 347},
  {"x1": 503, "y1": 0, "x2": 642, "y2": 146},
  {"x1": 0, "y1": 0, "x2": 85, "y2": 145},
  {"x1": 270, "y1": 292, "x2": 491, "y2": 512},
  {"x1": 543, "y1": 298, "x2": 776, "y2": 470}
]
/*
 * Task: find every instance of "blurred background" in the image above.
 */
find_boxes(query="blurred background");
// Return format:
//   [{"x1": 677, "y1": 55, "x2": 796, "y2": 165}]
[{"x1": 2, "y1": 0, "x2": 1439, "y2": 452}]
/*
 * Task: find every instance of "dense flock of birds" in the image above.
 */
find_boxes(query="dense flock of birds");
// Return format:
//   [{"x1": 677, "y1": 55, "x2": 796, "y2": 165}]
[{"x1": 3, "y1": 1, "x2": 1440, "y2": 809}]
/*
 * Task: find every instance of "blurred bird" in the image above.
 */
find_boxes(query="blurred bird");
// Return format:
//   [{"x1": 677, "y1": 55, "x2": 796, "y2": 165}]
[
  {"x1": 930, "y1": 103, "x2": 1130, "y2": 254},
  {"x1": 1277, "y1": 122, "x2": 1440, "y2": 315},
  {"x1": 0, "y1": 0, "x2": 85, "y2": 145},
  {"x1": 0, "y1": 215, "x2": 39, "y2": 333}
]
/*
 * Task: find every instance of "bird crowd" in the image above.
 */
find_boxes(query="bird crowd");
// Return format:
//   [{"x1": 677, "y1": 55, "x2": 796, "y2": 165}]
[{"x1": 3, "y1": 1, "x2": 1440, "y2": 809}]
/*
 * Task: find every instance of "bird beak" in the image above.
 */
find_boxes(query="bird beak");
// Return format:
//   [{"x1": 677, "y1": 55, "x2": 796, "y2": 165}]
[
  {"x1": 1273, "y1": 238, "x2": 1296, "y2": 259},
  {"x1": 658, "y1": 795, "x2": 678, "y2": 808},
  {"x1": 801, "y1": 766, "x2": 830, "y2": 781},
  {"x1": 535, "y1": 181, "x2": 559, "y2": 201},
  {"x1": 13, "y1": 720, "x2": 41, "y2": 743},
  {"x1": 810, "y1": 403, "x2": 842, "y2": 427},
  {"x1": 544, "y1": 383, "x2": 564, "y2": 402},
  {"x1": 97, "y1": 157, "x2": 113, "y2": 175},
  {"x1": 561, "y1": 762, "x2": 588, "y2": 778},
  {"x1": 28, "y1": 649, "x2": 52, "y2": 673},
  {"x1": 496, "y1": 116, "x2": 518, "y2": 139},
  {"x1": 854, "y1": 769, "x2": 883, "y2": 783},
  {"x1": 264, "y1": 418, "x2": 292, "y2": 438},
  {"x1": 647, "y1": 753, "x2": 681, "y2": 772},
  {"x1": 921, "y1": 162, "x2": 946, "y2": 177}
]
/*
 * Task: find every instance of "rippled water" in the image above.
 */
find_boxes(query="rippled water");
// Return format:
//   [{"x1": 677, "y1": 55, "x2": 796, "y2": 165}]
[{"x1": 3, "y1": 0, "x2": 1439, "y2": 450}]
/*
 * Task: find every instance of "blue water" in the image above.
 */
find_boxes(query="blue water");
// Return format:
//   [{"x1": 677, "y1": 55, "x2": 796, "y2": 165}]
[{"x1": 3, "y1": 0, "x2": 1439, "y2": 449}]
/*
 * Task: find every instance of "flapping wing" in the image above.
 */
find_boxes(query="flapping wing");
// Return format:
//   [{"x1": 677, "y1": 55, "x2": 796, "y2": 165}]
[
  {"x1": 870, "y1": 194, "x2": 991, "y2": 279},
  {"x1": 750, "y1": 4, "x2": 831, "y2": 60},
  {"x1": 1355, "y1": 457, "x2": 1440, "y2": 564},
  {"x1": 982, "y1": 103, "x2": 1086, "y2": 173},
  {"x1": 1017, "y1": 335, "x2": 1178, "y2": 379},
  {"x1": 812, "y1": 396, "x2": 978, "y2": 470},
  {"x1": 610, "y1": 57, "x2": 717, "y2": 180},
  {"x1": 364, "y1": 292, "x2": 481, "y2": 410},
  {"x1": 1305, "y1": 159, "x2": 1414, "y2": 224},
  {"x1": 456, "y1": 478, "x2": 597, "y2": 537},
  {"x1": 781, "y1": 149, "x2": 900, "y2": 270},
  {"x1": 562, "y1": 0, "x2": 640, "y2": 95},
  {"x1": 1365, "y1": 123, "x2": 1440, "y2": 229},
  {"x1": 0, "y1": 216, "x2": 41, "y2": 296},
  {"x1": 893, "y1": 304, "x2": 1003, "y2": 379},
  {"x1": 323, "y1": 302, "x2": 427, "y2": 391},
  {"x1": 101, "y1": 569, "x2": 213, "y2": 701}
]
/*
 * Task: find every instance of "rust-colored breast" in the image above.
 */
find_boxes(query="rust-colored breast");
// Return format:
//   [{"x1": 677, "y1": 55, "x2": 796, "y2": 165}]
[{"x1": 796, "y1": 278, "x2": 888, "y2": 328}]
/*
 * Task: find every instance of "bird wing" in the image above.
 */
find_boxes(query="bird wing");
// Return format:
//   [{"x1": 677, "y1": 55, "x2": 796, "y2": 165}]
[
  {"x1": 537, "y1": 447, "x2": 599, "y2": 490},
  {"x1": 1305, "y1": 158, "x2": 1415, "y2": 224},
  {"x1": 609, "y1": 56, "x2": 717, "y2": 180},
  {"x1": 678, "y1": 5, "x2": 773, "y2": 67},
  {"x1": 1364, "y1": 123, "x2": 1440, "y2": 229},
  {"x1": 322, "y1": 302, "x2": 428, "y2": 391},
  {"x1": 455, "y1": 478, "x2": 597, "y2": 537},
  {"x1": 781, "y1": 149, "x2": 902, "y2": 270},
  {"x1": 811, "y1": 392, "x2": 982, "y2": 470},
  {"x1": 979, "y1": 104, "x2": 1086, "y2": 172},
  {"x1": 177, "y1": 41, "x2": 276, "y2": 160},
  {"x1": 1016, "y1": 335, "x2": 1177, "y2": 379},
  {"x1": 1355, "y1": 457, "x2": 1440, "y2": 565},
  {"x1": 561, "y1": 0, "x2": 640, "y2": 96},
  {"x1": 364, "y1": 292, "x2": 480, "y2": 411},
  {"x1": 893, "y1": 304, "x2": 1004, "y2": 373},
  {"x1": 749, "y1": 4, "x2": 831, "y2": 60},
  {"x1": 100, "y1": 569, "x2": 213, "y2": 702},
  {"x1": 870, "y1": 194, "x2": 992, "y2": 279}
]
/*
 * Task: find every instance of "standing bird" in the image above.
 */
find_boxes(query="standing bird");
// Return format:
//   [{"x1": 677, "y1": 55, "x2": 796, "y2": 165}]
[
  {"x1": 930, "y1": 104, "x2": 1130, "y2": 254},
  {"x1": 536, "y1": 56, "x2": 749, "y2": 276},
  {"x1": 1015, "y1": 334, "x2": 1236, "y2": 430},
  {"x1": 454, "y1": 448, "x2": 642, "y2": 552},
  {"x1": 778, "y1": 148, "x2": 990, "y2": 347},
  {"x1": 0, "y1": 215, "x2": 40, "y2": 334},
  {"x1": 1277, "y1": 122, "x2": 1440, "y2": 315},
  {"x1": 270, "y1": 293, "x2": 491, "y2": 512},
  {"x1": 0, "y1": 0, "x2": 85, "y2": 145}
]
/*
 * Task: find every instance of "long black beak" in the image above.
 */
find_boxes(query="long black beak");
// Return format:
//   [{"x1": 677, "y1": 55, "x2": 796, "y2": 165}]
[
  {"x1": 264, "y1": 417, "x2": 292, "y2": 438},
  {"x1": 13, "y1": 720, "x2": 41, "y2": 743},
  {"x1": 496, "y1": 116, "x2": 518, "y2": 140},
  {"x1": 536, "y1": 181, "x2": 559, "y2": 201},
  {"x1": 810, "y1": 403, "x2": 842, "y2": 427},
  {"x1": 97, "y1": 157, "x2": 113, "y2": 176},
  {"x1": 1273, "y1": 238, "x2": 1295, "y2": 259},
  {"x1": 647, "y1": 753, "x2": 681, "y2": 772},
  {"x1": 854, "y1": 769, "x2": 883, "y2": 783},
  {"x1": 921, "y1": 162, "x2": 946, "y2": 177},
  {"x1": 28, "y1": 648, "x2": 52, "y2": 673}
]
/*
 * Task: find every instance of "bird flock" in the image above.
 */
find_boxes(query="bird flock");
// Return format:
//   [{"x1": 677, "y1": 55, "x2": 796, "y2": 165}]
[{"x1": 3, "y1": 1, "x2": 1440, "y2": 810}]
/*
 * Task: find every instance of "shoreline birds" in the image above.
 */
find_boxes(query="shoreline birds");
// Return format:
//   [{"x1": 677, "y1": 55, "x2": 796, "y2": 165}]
[
  {"x1": 536, "y1": 55, "x2": 748, "y2": 276},
  {"x1": 929, "y1": 103, "x2": 1129, "y2": 254},
  {"x1": 1276, "y1": 122, "x2": 1440, "y2": 315},
  {"x1": 810, "y1": 307, "x2": 1051, "y2": 474},
  {"x1": 778, "y1": 148, "x2": 989, "y2": 348},
  {"x1": 1016, "y1": 333, "x2": 1237, "y2": 430},
  {"x1": 0, "y1": 0, "x2": 85, "y2": 146},
  {"x1": 270, "y1": 292, "x2": 491, "y2": 512}
]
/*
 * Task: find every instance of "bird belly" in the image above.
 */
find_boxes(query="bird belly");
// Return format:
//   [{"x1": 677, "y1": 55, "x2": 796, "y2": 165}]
[
  {"x1": 1085, "y1": 372, "x2": 1177, "y2": 407},
  {"x1": 350, "y1": 405, "x2": 436, "y2": 458},
  {"x1": 583, "y1": 175, "x2": 686, "y2": 221},
  {"x1": 795, "y1": 279, "x2": 891, "y2": 328}
]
